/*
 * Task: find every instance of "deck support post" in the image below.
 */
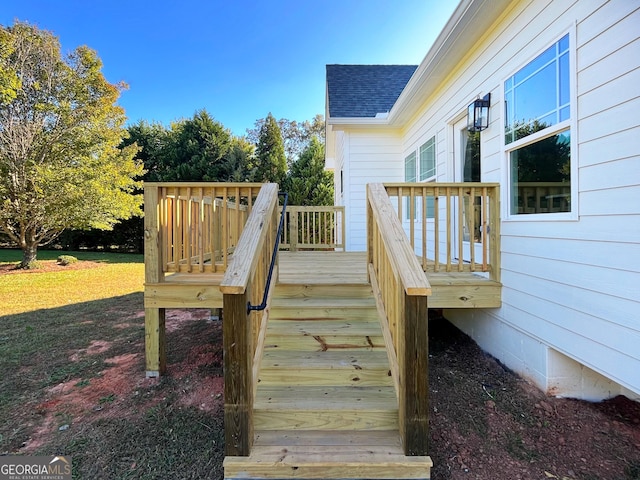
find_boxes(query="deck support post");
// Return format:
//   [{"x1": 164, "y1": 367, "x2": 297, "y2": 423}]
[
  {"x1": 144, "y1": 184, "x2": 167, "y2": 377},
  {"x1": 399, "y1": 294, "x2": 429, "y2": 455},
  {"x1": 223, "y1": 289, "x2": 254, "y2": 456},
  {"x1": 145, "y1": 308, "x2": 166, "y2": 376}
]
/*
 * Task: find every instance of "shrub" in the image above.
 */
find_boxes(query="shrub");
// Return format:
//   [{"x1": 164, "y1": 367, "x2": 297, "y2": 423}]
[
  {"x1": 57, "y1": 255, "x2": 78, "y2": 266},
  {"x1": 24, "y1": 260, "x2": 43, "y2": 270}
]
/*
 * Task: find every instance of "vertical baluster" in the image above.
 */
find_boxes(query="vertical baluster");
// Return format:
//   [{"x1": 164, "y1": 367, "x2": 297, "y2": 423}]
[
  {"x1": 470, "y1": 187, "x2": 476, "y2": 271},
  {"x1": 483, "y1": 186, "x2": 489, "y2": 272},
  {"x1": 409, "y1": 186, "x2": 415, "y2": 249},
  {"x1": 222, "y1": 187, "x2": 228, "y2": 269},
  {"x1": 457, "y1": 186, "x2": 464, "y2": 272},
  {"x1": 446, "y1": 187, "x2": 452, "y2": 271},
  {"x1": 434, "y1": 187, "x2": 440, "y2": 273},
  {"x1": 422, "y1": 187, "x2": 427, "y2": 270}
]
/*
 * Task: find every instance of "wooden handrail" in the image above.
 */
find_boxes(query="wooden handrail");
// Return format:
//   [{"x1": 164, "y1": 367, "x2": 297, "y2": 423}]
[
  {"x1": 366, "y1": 182, "x2": 430, "y2": 456},
  {"x1": 220, "y1": 183, "x2": 279, "y2": 457}
]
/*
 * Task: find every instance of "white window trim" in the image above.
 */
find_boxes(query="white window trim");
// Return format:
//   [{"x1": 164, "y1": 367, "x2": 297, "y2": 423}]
[
  {"x1": 502, "y1": 25, "x2": 578, "y2": 222},
  {"x1": 403, "y1": 136, "x2": 438, "y2": 221}
]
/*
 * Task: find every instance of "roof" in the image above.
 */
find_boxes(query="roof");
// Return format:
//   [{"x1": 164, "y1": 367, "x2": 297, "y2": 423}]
[{"x1": 326, "y1": 65, "x2": 418, "y2": 118}]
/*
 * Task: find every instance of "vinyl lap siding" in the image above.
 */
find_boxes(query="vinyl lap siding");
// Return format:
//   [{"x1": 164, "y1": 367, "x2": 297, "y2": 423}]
[
  {"x1": 345, "y1": 131, "x2": 403, "y2": 251},
  {"x1": 417, "y1": 0, "x2": 640, "y2": 395}
]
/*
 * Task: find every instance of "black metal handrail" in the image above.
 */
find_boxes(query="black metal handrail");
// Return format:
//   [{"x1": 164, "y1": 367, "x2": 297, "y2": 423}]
[{"x1": 247, "y1": 191, "x2": 288, "y2": 313}]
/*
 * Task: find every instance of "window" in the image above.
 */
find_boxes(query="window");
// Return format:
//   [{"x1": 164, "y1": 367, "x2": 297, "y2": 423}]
[
  {"x1": 505, "y1": 34, "x2": 572, "y2": 216},
  {"x1": 419, "y1": 137, "x2": 436, "y2": 181},
  {"x1": 419, "y1": 137, "x2": 436, "y2": 218},
  {"x1": 404, "y1": 137, "x2": 436, "y2": 219},
  {"x1": 404, "y1": 152, "x2": 416, "y2": 219},
  {"x1": 510, "y1": 130, "x2": 571, "y2": 214},
  {"x1": 404, "y1": 151, "x2": 417, "y2": 182}
]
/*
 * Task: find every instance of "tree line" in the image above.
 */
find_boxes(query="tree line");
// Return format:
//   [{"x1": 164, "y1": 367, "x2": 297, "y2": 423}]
[{"x1": 0, "y1": 21, "x2": 332, "y2": 266}]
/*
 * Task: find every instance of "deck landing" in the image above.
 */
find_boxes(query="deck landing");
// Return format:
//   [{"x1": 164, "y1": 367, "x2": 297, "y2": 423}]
[{"x1": 278, "y1": 251, "x2": 501, "y2": 309}]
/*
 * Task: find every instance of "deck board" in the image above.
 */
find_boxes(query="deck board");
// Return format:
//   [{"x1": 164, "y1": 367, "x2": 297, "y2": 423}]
[{"x1": 278, "y1": 251, "x2": 501, "y2": 308}]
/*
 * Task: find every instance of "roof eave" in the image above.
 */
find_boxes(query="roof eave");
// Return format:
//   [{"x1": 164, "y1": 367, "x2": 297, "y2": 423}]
[
  {"x1": 326, "y1": 117, "x2": 394, "y2": 129},
  {"x1": 387, "y1": 0, "x2": 515, "y2": 126}
]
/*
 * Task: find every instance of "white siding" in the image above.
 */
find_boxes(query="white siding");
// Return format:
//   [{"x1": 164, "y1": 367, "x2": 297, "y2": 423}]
[
  {"x1": 332, "y1": 0, "x2": 640, "y2": 399},
  {"x1": 448, "y1": 0, "x2": 640, "y2": 397},
  {"x1": 342, "y1": 130, "x2": 403, "y2": 251}
]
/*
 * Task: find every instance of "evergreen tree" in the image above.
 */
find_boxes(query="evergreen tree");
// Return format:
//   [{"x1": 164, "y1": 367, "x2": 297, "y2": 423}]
[
  {"x1": 286, "y1": 137, "x2": 333, "y2": 206},
  {"x1": 167, "y1": 110, "x2": 233, "y2": 181},
  {"x1": 252, "y1": 112, "x2": 287, "y2": 185}
]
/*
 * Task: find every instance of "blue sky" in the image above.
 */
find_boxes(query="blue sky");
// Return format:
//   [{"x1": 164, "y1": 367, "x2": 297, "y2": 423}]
[{"x1": 2, "y1": 1, "x2": 457, "y2": 136}]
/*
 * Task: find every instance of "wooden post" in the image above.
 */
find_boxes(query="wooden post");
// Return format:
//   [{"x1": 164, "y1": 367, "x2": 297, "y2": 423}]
[
  {"x1": 220, "y1": 183, "x2": 278, "y2": 457},
  {"x1": 145, "y1": 308, "x2": 166, "y2": 376},
  {"x1": 223, "y1": 289, "x2": 254, "y2": 456},
  {"x1": 489, "y1": 185, "x2": 501, "y2": 283},
  {"x1": 399, "y1": 294, "x2": 429, "y2": 455},
  {"x1": 144, "y1": 185, "x2": 166, "y2": 377}
]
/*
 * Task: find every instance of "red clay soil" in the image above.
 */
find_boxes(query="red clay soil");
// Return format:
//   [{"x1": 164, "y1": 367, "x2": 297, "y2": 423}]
[{"x1": 18, "y1": 309, "x2": 224, "y2": 455}]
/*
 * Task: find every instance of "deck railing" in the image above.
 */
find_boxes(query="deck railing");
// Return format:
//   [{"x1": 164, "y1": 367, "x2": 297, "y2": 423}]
[
  {"x1": 366, "y1": 183, "x2": 431, "y2": 456},
  {"x1": 144, "y1": 182, "x2": 263, "y2": 278},
  {"x1": 279, "y1": 205, "x2": 345, "y2": 251},
  {"x1": 220, "y1": 183, "x2": 280, "y2": 457},
  {"x1": 384, "y1": 182, "x2": 500, "y2": 282}
]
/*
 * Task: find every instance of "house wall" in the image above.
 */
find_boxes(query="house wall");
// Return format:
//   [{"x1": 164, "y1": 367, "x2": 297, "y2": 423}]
[
  {"x1": 333, "y1": 0, "x2": 640, "y2": 400},
  {"x1": 339, "y1": 129, "x2": 404, "y2": 251}
]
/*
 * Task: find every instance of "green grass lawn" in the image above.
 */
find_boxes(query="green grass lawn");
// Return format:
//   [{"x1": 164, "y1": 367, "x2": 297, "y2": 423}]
[
  {"x1": 0, "y1": 249, "x2": 144, "y2": 316},
  {"x1": 0, "y1": 249, "x2": 225, "y2": 479}
]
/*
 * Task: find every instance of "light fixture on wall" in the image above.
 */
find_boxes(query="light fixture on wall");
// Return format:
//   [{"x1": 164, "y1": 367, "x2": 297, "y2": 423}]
[{"x1": 467, "y1": 93, "x2": 491, "y2": 132}]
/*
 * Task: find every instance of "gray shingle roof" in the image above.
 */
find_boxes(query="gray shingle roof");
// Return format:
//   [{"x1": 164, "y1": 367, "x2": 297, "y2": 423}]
[{"x1": 326, "y1": 64, "x2": 418, "y2": 118}]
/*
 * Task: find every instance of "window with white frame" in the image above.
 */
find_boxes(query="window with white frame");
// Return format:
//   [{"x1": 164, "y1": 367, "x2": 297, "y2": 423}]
[
  {"x1": 404, "y1": 151, "x2": 417, "y2": 219},
  {"x1": 419, "y1": 137, "x2": 436, "y2": 181},
  {"x1": 505, "y1": 34, "x2": 572, "y2": 216},
  {"x1": 404, "y1": 136, "x2": 436, "y2": 219}
]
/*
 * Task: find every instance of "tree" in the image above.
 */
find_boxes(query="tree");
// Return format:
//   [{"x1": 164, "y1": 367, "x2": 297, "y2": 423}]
[
  {"x1": 247, "y1": 114, "x2": 325, "y2": 167},
  {"x1": 285, "y1": 137, "x2": 333, "y2": 206},
  {"x1": 165, "y1": 110, "x2": 233, "y2": 181},
  {"x1": 0, "y1": 22, "x2": 143, "y2": 267},
  {"x1": 124, "y1": 120, "x2": 173, "y2": 182},
  {"x1": 252, "y1": 112, "x2": 287, "y2": 185},
  {"x1": 225, "y1": 137, "x2": 254, "y2": 182},
  {"x1": 125, "y1": 112, "x2": 246, "y2": 183}
]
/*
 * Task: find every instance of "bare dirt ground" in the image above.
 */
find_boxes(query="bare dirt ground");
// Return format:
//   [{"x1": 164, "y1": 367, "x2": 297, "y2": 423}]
[
  {"x1": 5, "y1": 278, "x2": 639, "y2": 479},
  {"x1": 428, "y1": 314, "x2": 640, "y2": 480}
]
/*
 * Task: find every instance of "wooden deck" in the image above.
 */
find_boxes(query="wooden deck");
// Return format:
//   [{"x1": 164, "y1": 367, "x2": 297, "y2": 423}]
[
  {"x1": 143, "y1": 182, "x2": 503, "y2": 479},
  {"x1": 279, "y1": 251, "x2": 501, "y2": 309}
]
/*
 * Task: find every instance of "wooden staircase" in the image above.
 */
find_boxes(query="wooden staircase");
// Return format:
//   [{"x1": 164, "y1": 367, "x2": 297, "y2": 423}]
[{"x1": 223, "y1": 281, "x2": 433, "y2": 479}]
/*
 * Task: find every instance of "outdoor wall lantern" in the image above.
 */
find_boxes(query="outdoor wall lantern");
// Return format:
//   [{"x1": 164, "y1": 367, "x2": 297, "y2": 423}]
[{"x1": 467, "y1": 93, "x2": 491, "y2": 132}]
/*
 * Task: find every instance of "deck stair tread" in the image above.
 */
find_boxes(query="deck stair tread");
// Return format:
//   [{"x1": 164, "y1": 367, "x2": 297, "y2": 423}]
[
  {"x1": 260, "y1": 350, "x2": 391, "y2": 368},
  {"x1": 275, "y1": 283, "x2": 374, "y2": 298},
  {"x1": 224, "y1": 431, "x2": 433, "y2": 479},
  {"x1": 225, "y1": 279, "x2": 432, "y2": 479},
  {"x1": 270, "y1": 297, "x2": 376, "y2": 308},
  {"x1": 255, "y1": 386, "x2": 397, "y2": 409},
  {"x1": 265, "y1": 319, "x2": 383, "y2": 336}
]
